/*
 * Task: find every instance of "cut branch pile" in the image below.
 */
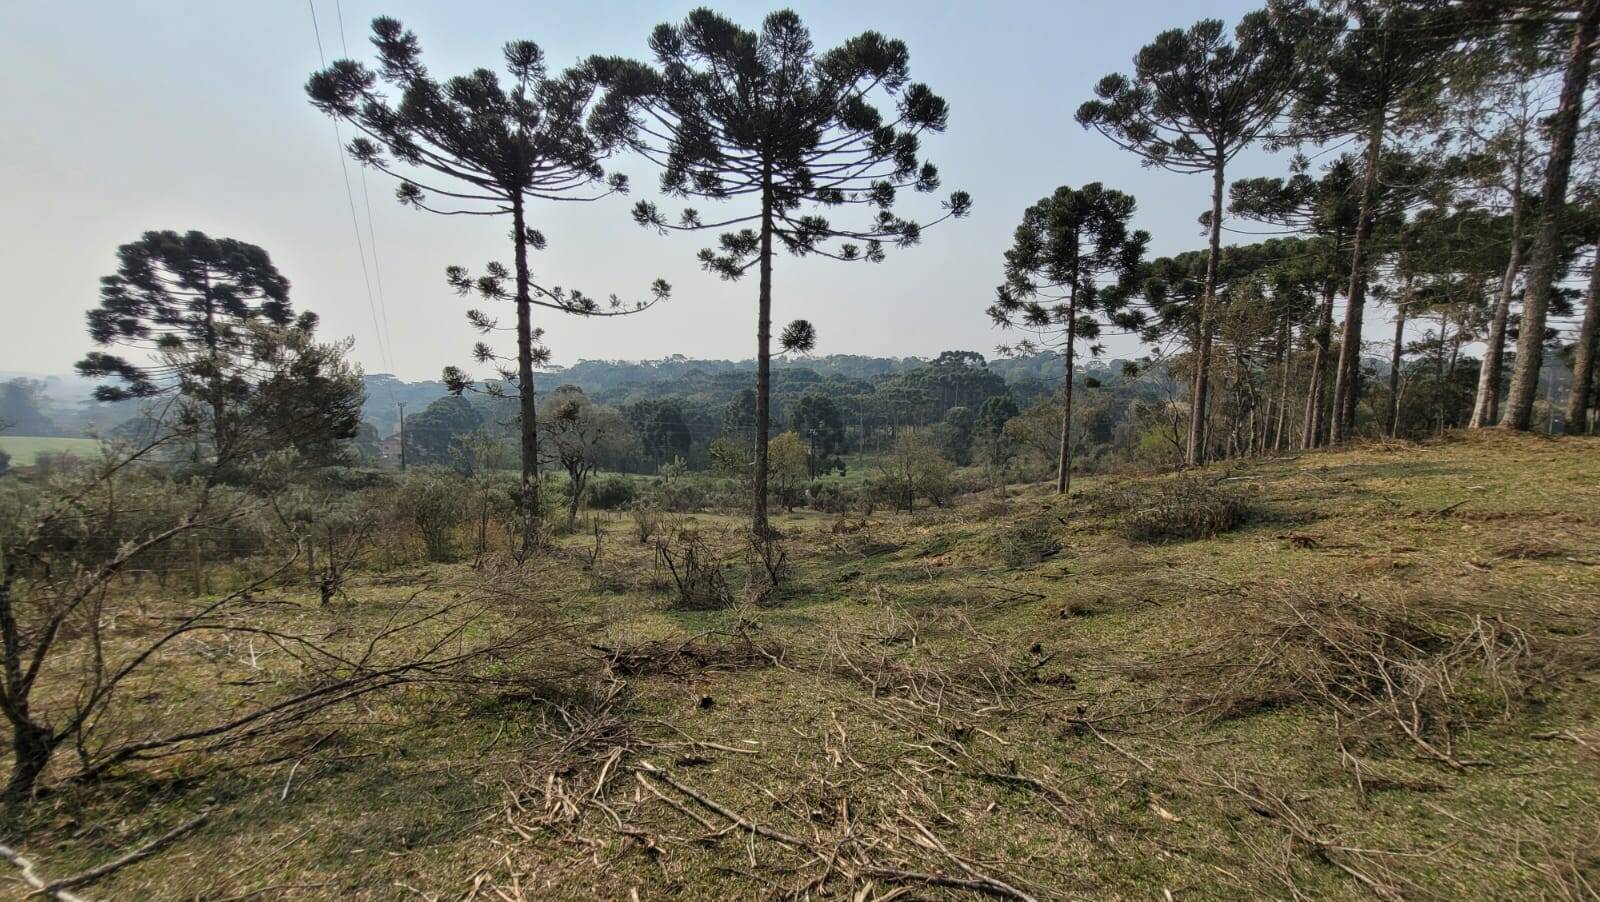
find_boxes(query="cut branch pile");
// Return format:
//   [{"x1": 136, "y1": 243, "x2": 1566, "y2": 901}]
[{"x1": 1126, "y1": 593, "x2": 1595, "y2": 768}]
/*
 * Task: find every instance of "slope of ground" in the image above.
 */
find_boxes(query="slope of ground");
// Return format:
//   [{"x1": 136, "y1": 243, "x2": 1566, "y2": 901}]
[{"x1": 5, "y1": 432, "x2": 1599, "y2": 900}]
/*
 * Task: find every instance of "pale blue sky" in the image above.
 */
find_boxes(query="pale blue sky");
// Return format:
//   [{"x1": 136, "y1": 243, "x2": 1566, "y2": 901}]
[{"x1": 1, "y1": 0, "x2": 1272, "y2": 381}]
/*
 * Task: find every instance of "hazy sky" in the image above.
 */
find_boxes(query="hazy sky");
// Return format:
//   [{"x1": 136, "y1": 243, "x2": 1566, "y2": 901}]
[{"x1": 2, "y1": 0, "x2": 1271, "y2": 381}]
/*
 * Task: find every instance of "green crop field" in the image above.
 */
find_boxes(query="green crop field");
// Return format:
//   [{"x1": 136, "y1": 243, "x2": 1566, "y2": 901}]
[{"x1": 0, "y1": 435, "x2": 100, "y2": 466}]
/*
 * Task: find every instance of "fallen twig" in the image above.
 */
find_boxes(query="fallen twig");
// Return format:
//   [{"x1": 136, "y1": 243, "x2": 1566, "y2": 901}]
[{"x1": 1, "y1": 812, "x2": 208, "y2": 900}]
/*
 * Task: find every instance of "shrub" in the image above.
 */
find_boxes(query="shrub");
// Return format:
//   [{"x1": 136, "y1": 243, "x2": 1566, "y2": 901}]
[
  {"x1": 862, "y1": 476, "x2": 898, "y2": 513},
  {"x1": 585, "y1": 474, "x2": 637, "y2": 510},
  {"x1": 879, "y1": 433, "x2": 952, "y2": 511},
  {"x1": 4, "y1": 463, "x2": 217, "y2": 581},
  {"x1": 308, "y1": 466, "x2": 394, "y2": 492},
  {"x1": 630, "y1": 503, "x2": 663, "y2": 543},
  {"x1": 806, "y1": 478, "x2": 862, "y2": 514},
  {"x1": 655, "y1": 533, "x2": 732, "y2": 610},
  {"x1": 945, "y1": 469, "x2": 990, "y2": 500},
  {"x1": 1120, "y1": 479, "x2": 1250, "y2": 544},
  {"x1": 994, "y1": 515, "x2": 1063, "y2": 566},
  {"x1": 393, "y1": 469, "x2": 468, "y2": 561},
  {"x1": 642, "y1": 477, "x2": 712, "y2": 513},
  {"x1": 31, "y1": 450, "x2": 86, "y2": 479}
]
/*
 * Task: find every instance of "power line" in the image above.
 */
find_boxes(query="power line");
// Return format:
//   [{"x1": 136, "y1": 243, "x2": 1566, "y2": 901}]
[
  {"x1": 334, "y1": 0, "x2": 399, "y2": 379},
  {"x1": 306, "y1": 0, "x2": 396, "y2": 403}
]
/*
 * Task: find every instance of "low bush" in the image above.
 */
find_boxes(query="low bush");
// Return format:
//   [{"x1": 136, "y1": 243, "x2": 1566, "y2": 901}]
[
  {"x1": 308, "y1": 466, "x2": 395, "y2": 492},
  {"x1": 629, "y1": 504, "x2": 662, "y2": 543},
  {"x1": 993, "y1": 514, "x2": 1063, "y2": 566},
  {"x1": 393, "y1": 469, "x2": 468, "y2": 561},
  {"x1": 1119, "y1": 479, "x2": 1251, "y2": 543},
  {"x1": 655, "y1": 533, "x2": 733, "y2": 610},
  {"x1": 639, "y1": 476, "x2": 732, "y2": 513},
  {"x1": 945, "y1": 469, "x2": 991, "y2": 500},
  {"x1": 806, "y1": 478, "x2": 860, "y2": 514},
  {"x1": 585, "y1": 474, "x2": 637, "y2": 510}
]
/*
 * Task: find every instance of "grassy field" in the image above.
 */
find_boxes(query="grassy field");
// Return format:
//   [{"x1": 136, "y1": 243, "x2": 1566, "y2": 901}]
[
  {"x1": 0, "y1": 435, "x2": 98, "y2": 466},
  {"x1": 4, "y1": 431, "x2": 1598, "y2": 899}
]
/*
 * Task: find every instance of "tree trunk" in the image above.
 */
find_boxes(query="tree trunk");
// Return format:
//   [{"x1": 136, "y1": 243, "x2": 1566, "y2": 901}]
[
  {"x1": 752, "y1": 169, "x2": 775, "y2": 537},
  {"x1": 3, "y1": 568, "x2": 51, "y2": 797},
  {"x1": 1387, "y1": 298, "x2": 1407, "y2": 438},
  {"x1": 1187, "y1": 163, "x2": 1227, "y2": 466},
  {"x1": 1, "y1": 569, "x2": 53, "y2": 799},
  {"x1": 1564, "y1": 238, "x2": 1600, "y2": 433},
  {"x1": 1503, "y1": 0, "x2": 1600, "y2": 430},
  {"x1": 1271, "y1": 319, "x2": 1291, "y2": 451},
  {"x1": 1470, "y1": 143, "x2": 1524, "y2": 428},
  {"x1": 1445, "y1": 311, "x2": 1461, "y2": 427},
  {"x1": 1274, "y1": 347, "x2": 1292, "y2": 452},
  {"x1": 1332, "y1": 120, "x2": 1384, "y2": 444},
  {"x1": 1303, "y1": 275, "x2": 1337, "y2": 448},
  {"x1": 511, "y1": 193, "x2": 541, "y2": 546},
  {"x1": 5, "y1": 720, "x2": 51, "y2": 798},
  {"x1": 1056, "y1": 297, "x2": 1077, "y2": 495},
  {"x1": 201, "y1": 268, "x2": 228, "y2": 456},
  {"x1": 1437, "y1": 311, "x2": 1450, "y2": 433}
]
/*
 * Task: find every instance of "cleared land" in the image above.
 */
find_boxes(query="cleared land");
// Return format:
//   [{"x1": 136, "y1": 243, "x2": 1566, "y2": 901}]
[
  {"x1": 0, "y1": 436, "x2": 98, "y2": 467},
  {"x1": 4, "y1": 432, "x2": 1599, "y2": 900}
]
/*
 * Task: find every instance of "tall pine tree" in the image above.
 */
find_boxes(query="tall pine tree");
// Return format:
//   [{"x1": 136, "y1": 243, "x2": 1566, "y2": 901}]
[
  {"x1": 1289, "y1": 1, "x2": 1454, "y2": 442},
  {"x1": 1077, "y1": 3, "x2": 1316, "y2": 465},
  {"x1": 1500, "y1": 0, "x2": 1600, "y2": 429},
  {"x1": 591, "y1": 9, "x2": 970, "y2": 536},
  {"x1": 988, "y1": 183, "x2": 1148, "y2": 494},
  {"x1": 308, "y1": 17, "x2": 667, "y2": 541},
  {"x1": 77, "y1": 230, "x2": 301, "y2": 453}
]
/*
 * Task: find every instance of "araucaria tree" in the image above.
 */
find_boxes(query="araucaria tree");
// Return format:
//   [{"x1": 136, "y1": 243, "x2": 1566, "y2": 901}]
[
  {"x1": 1441, "y1": 27, "x2": 1559, "y2": 428},
  {"x1": 1225, "y1": 158, "x2": 1361, "y2": 448},
  {"x1": 1500, "y1": 0, "x2": 1600, "y2": 430},
  {"x1": 1288, "y1": 1, "x2": 1454, "y2": 442},
  {"x1": 590, "y1": 9, "x2": 971, "y2": 536},
  {"x1": 988, "y1": 183, "x2": 1148, "y2": 494},
  {"x1": 77, "y1": 230, "x2": 301, "y2": 453},
  {"x1": 1568, "y1": 236, "x2": 1600, "y2": 433},
  {"x1": 307, "y1": 17, "x2": 667, "y2": 541},
  {"x1": 1077, "y1": 4, "x2": 1311, "y2": 465}
]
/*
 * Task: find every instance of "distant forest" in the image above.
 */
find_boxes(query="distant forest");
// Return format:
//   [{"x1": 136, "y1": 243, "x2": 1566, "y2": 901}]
[{"x1": 359, "y1": 351, "x2": 1129, "y2": 434}]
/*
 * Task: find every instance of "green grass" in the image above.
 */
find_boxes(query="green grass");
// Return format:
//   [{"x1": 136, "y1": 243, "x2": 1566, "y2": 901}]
[
  {"x1": 4, "y1": 431, "x2": 1599, "y2": 899},
  {"x1": 0, "y1": 435, "x2": 99, "y2": 466}
]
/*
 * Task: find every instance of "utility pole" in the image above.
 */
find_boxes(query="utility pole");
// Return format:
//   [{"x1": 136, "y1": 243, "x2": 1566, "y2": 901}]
[{"x1": 397, "y1": 402, "x2": 408, "y2": 472}]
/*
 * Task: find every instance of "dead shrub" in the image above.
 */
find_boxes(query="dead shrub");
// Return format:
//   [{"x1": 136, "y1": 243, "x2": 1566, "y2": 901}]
[
  {"x1": 1119, "y1": 479, "x2": 1252, "y2": 543},
  {"x1": 992, "y1": 514, "x2": 1064, "y2": 566},
  {"x1": 1493, "y1": 536, "x2": 1568, "y2": 560},
  {"x1": 593, "y1": 632, "x2": 783, "y2": 679},
  {"x1": 812, "y1": 610, "x2": 1058, "y2": 725},
  {"x1": 1145, "y1": 595, "x2": 1566, "y2": 766},
  {"x1": 969, "y1": 498, "x2": 1011, "y2": 521},
  {"x1": 499, "y1": 680, "x2": 633, "y2": 827},
  {"x1": 629, "y1": 504, "x2": 662, "y2": 544},
  {"x1": 654, "y1": 533, "x2": 733, "y2": 610},
  {"x1": 829, "y1": 514, "x2": 873, "y2": 534},
  {"x1": 745, "y1": 533, "x2": 789, "y2": 603},
  {"x1": 826, "y1": 532, "x2": 902, "y2": 562}
]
